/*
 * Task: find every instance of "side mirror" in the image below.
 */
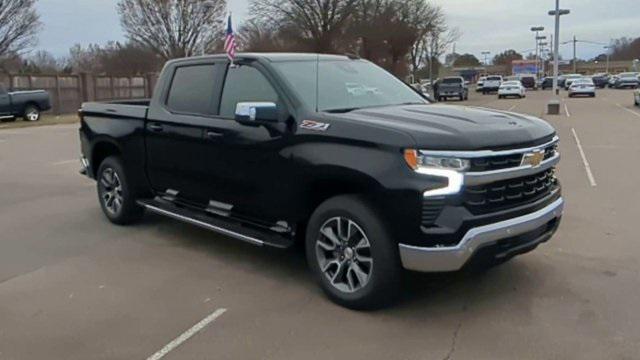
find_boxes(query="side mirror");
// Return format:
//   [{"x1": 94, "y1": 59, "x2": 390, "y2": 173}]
[{"x1": 234, "y1": 102, "x2": 279, "y2": 125}]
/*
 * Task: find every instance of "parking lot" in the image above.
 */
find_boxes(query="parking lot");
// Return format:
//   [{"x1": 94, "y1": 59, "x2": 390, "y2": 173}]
[{"x1": 1, "y1": 88, "x2": 639, "y2": 359}]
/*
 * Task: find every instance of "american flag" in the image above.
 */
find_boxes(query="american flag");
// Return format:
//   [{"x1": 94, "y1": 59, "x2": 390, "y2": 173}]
[{"x1": 224, "y1": 15, "x2": 236, "y2": 62}]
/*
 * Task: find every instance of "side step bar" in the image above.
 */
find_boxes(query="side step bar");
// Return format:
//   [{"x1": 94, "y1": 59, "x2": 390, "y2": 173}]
[{"x1": 137, "y1": 198, "x2": 294, "y2": 249}]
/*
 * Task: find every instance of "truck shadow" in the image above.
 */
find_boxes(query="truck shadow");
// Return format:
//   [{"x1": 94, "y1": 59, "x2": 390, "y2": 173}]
[{"x1": 139, "y1": 212, "x2": 550, "y2": 316}]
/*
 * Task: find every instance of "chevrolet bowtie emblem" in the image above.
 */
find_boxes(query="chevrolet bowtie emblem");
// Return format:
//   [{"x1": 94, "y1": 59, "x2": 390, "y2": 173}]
[{"x1": 521, "y1": 150, "x2": 545, "y2": 167}]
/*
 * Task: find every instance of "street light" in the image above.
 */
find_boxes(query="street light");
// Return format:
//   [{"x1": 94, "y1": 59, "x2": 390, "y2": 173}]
[
  {"x1": 531, "y1": 26, "x2": 544, "y2": 79},
  {"x1": 603, "y1": 45, "x2": 611, "y2": 74},
  {"x1": 481, "y1": 51, "x2": 491, "y2": 75},
  {"x1": 548, "y1": 2, "x2": 570, "y2": 95}
]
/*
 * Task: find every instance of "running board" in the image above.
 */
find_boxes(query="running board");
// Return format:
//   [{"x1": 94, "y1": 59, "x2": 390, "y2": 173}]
[{"x1": 137, "y1": 198, "x2": 294, "y2": 249}]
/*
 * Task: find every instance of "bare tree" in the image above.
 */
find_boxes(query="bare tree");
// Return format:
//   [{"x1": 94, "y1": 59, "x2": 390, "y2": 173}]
[
  {"x1": 0, "y1": 0, "x2": 41, "y2": 57},
  {"x1": 422, "y1": 24, "x2": 460, "y2": 80},
  {"x1": 27, "y1": 50, "x2": 62, "y2": 73},
  {"x1": 117, "y1": 0, "x2": 227, "y2": 60},
  {"x1": 249, "y1": 0, "x2": 358, "y2": 53}
]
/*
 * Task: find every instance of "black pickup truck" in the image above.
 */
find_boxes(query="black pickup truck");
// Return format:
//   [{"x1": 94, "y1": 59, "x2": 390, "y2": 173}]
[
  {"x1": 79, "y1": 53, "x2": 563, "y2": 309},
  {"x1": 0, "y1": 85, "x2": 51, "y2": 121}
]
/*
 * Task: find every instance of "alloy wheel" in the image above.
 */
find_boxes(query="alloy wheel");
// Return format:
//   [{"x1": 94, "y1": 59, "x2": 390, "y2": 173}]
[
  {"x1": 315, "y1": 217, "x2": 373, "y2": 293},
  {"x1": 100, "y1": 168, "x2": 124, "y2": 215},
  {"x1": 25, "y1": 108, "x2": 40, "y2": 121}
]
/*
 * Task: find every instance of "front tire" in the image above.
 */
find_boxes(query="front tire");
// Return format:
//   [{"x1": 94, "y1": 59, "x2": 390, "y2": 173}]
[
  {"x1": 97, "y1": 156, "x2": 144, "y2": 225},
  {"x1": 23, "y1": 105, "x2": 41, "y2": 121},
  {"x1": 305, "y1": 195, "x2": 402, "y2": 310}
]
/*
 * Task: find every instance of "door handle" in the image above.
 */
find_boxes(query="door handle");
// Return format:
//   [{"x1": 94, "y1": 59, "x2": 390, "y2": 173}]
[
  {"x1": 148, "y1": 123, "x2": 164, "y2": 132},
  {"x1": 205, "y1": 130, "x2": 224, "y2": 139}
]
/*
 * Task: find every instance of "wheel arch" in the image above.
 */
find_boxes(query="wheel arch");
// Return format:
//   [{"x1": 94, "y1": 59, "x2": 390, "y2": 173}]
[
  {"x1": 91, "y1": 140, "x2": 122, "y2": 178},
  {"x1": 292, "y1": 168, "x2": 387, "y2": 244}
]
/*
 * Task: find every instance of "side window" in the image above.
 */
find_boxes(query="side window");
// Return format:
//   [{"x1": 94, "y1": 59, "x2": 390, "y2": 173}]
[
  {"x1": 166, "y1": 64, "x2": 217, "y2": 115},
  {"x1": 219, "y1": 65, "x2": 279, "y2": 118}
]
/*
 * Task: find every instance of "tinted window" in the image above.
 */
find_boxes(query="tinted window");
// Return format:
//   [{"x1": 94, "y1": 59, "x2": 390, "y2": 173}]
[
  {"x1": 166, "y1": 65, "x2": 217, "y2": 115},
  {"x1": 487, "y1": 76, "x2": 502, "y2": 81},
  {"x1": 219, "y1": 65, "x2": 279, "y2": 118}
]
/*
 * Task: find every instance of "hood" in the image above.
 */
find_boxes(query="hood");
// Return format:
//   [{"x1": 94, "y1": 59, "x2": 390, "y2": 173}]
[{"x1": 333, "y1": 104, "x2": 556, "y2": 150}]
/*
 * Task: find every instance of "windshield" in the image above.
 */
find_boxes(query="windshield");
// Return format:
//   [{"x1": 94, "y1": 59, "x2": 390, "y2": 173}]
[
  {"x1": 573, "y1": 79, "x2": 593, "y2": 85},
  {"x1": 273, "y1": 59, "x2": 426, "y2": 112},
  {"x1": 487, "y1": 76, "x2": 501, "y2": 81},
  {"x1": 502, "y1": 81, "x2": 520, "y2": 86}
]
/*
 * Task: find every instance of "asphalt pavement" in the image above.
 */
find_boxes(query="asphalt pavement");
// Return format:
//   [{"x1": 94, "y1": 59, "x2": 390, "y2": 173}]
[{"x1": 1, "y1": 88, "x2": 639, "y2": 360}]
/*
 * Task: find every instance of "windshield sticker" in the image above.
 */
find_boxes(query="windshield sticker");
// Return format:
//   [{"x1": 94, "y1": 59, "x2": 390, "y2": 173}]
[{"x1": 300, "y1": 120, "x2": 330, "y2": 131}]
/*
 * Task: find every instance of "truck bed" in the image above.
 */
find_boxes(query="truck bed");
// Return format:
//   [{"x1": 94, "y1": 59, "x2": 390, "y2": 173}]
[{"x1": 81, "y1": 99, "x2": 150, "y2": 120}]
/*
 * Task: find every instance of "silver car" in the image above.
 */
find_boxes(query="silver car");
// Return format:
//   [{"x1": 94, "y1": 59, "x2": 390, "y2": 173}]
[{"x1": 568, "y1": 78, "x2": 596, "y2": 98}]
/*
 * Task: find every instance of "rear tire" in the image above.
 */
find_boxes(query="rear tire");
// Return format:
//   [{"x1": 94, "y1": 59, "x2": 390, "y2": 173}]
[
  {"x1": 97, "y1": 156, "x2": 144, "y2": 225},
  {"x1": 23, "y1": 105, "x2": 40, "y2": 122},
  {"x1": 305, "y1": 195, "x2": 402, "y2": 310}
]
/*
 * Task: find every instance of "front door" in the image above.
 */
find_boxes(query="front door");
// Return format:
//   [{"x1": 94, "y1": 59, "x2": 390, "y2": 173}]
[{"x1": 199, "y1": 63, "x2": 294, "y2": 225}]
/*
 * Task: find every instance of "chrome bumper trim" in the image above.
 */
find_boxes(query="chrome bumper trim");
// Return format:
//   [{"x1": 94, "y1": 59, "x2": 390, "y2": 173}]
[
  {"x1": 399, "y1": 197, "x2": 564, "y2": 272},
  {"x1": 79, "y1": 156, "x2": 90, "y2": 176}
]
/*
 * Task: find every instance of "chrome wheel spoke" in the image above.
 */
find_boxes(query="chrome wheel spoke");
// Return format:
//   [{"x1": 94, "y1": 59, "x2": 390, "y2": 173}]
[{"x1": 320, "y1": 226, "x2": 341, "y2": 248}]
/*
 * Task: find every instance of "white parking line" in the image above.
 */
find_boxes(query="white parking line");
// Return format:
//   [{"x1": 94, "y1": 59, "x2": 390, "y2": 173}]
[
  {"x1": 146, "y1": 308, "x2": 227, "y2": 360},
  {"x1": 571, "y1": 128, "x2": 597, "y2": 187},
  {"x1": 564, "y1": 103, "x2": 571, "y2": 117},
  {"x1": 507, "y1": 104, "x2": 517, "y2": 111},
  {"x1": 615, "y1": 103, "x2": 640, "y2": 118}
]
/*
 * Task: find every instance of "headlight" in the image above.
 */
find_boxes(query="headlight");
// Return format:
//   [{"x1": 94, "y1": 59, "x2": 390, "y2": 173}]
[
  {"x1": 404, "y1": 149, "x2": 468, "y2": 196},
  {"x1": 404, "y1": 150, "x2": 470, "y2": 172}
]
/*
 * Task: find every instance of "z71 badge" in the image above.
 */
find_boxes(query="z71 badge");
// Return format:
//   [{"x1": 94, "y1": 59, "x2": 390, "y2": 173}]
[{"x1": 300, "y1": 120, "x2": 330, "y2": 131}]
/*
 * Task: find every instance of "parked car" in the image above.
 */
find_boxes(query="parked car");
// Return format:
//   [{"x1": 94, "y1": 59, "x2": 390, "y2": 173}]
[
  {"x1": 482, "y1": 75, "x2": 503, "y2": 94},
  {"x1": 519, "y1": 75, "x2": 537, "y2": 90},
  {"x1": 476, "y1": 76, "x2": 486, "y2": 92},
  {"x1": 613, "y1": 72, "x2": 639, "y2": 89},
  {"x1": 78, "y1": 53, "x2": 563, "y2": 309},
  {"x1": 557, "y1": 75, "x2": 566, "y2": 88},
  {"x1": 591, "y1": 73, "x2": 609, "y2": 88},
  {"x1": 540, "y1": 77, "x2": 553, "y2": 90},
  {"x1": 634, "y1": 88, "x2": 640, "y2": 106},
  {"x1": 563, "y1": 74, "x2": 583, "y2": 90},
  {"x1": 568, "y1": 78, "x2": 596, "y2": 98},
  {"x1": 435, "y1": 76, "x2": 468, "y2": 101},
  {"x1": 498, "y1": 80, "x2": 526, "y2": 99},
  {"x1": 608, "y1": 75, "x2": 619, "y2": 88},
  {"x1": 0, "y1": 85, "x2": 51, "y2": 122}
]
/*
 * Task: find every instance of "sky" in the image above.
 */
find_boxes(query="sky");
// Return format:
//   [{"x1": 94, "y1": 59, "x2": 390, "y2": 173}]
[{"x1": 36, "y1": 0, "x2": 639, "y2": 61}]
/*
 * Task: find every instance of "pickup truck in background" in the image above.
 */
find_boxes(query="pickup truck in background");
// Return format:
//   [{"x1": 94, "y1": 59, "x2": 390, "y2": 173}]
[
  {"x1": 482, "y1": 75, "x2": 503, "y2": 94},
  {"x1": 0, "y1": 85, "x2": 52, "y2": 121},
  {"x1": 434, "y1": 76, "x2": 468, "y2": 101},
  {"x1": 79, "y1": 53, "x2": 563, "y2": 309}
]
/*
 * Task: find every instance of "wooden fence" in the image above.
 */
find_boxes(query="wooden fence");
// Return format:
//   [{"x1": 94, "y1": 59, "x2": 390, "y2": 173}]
[{"x1": 0, "y1": 73, "x2": 157, "y2": 115}]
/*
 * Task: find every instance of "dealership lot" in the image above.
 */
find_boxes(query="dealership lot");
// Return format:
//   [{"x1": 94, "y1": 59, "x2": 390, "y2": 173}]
[{"x1": 1, "y1": 89, "x2": 640, "y2": 359}]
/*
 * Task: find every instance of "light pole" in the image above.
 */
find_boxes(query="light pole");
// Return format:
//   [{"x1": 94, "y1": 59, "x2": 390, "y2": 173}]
[
  {"x1": 537, "y1": 36, "x2": 547, "y2": 78},
  {"x1": 531, "y1": 26, "x2": 544, "y2": 78},
  {"x1": 481, "y1": 51, "x2": 491, "y2": 74},
  {"x1": 603, "y1": 45, "x2": 611, "y2": 74},
  {"x1": 548, "y1": 2, "x2": 570, "y2": 95}
]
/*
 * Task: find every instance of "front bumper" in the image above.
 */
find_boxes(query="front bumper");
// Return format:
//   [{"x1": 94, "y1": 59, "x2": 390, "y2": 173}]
[{"x1": 398, "y1": 197, "x2": 563, "y2": 272}]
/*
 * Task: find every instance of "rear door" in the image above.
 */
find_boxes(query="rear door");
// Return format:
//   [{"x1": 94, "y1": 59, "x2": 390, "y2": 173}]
[{"x1": 145, "y1": 61, "x2": 225, "y2": 205}]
